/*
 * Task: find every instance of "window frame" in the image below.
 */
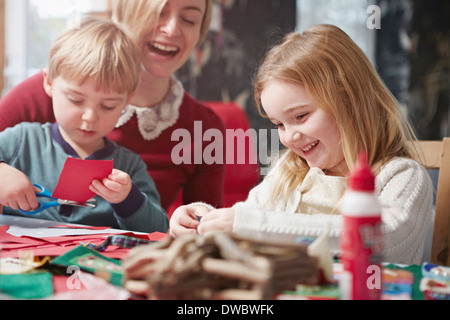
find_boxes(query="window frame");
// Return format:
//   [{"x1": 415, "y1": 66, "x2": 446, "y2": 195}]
[{"x1": 1, "y1": 0, "x2": 111, "y2": 97}]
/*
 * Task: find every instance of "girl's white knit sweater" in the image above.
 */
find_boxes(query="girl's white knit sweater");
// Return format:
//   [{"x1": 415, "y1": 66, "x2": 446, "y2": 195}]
[{"x1": 232, "y1": 157, "x2": 433, "y2": 265}]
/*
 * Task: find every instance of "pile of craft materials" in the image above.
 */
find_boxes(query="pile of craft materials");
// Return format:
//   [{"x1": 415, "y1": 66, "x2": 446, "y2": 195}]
[{"x1": 123, "y1": 232, "x2": 319, "y2": 300}]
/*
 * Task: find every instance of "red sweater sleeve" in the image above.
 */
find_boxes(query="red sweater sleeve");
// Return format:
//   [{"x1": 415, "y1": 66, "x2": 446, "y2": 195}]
[{"x1": 0, "y1": 72, "x2": 55, "y2": 131}]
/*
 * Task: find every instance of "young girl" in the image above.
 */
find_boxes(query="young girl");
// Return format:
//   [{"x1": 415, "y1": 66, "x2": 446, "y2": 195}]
[
  {"x1": 0, "y1": 17, "x2": 168, "y2": 233},
  {"x1": 169, "y1": 24, "x2": 433, "y2": 265},
  {"x1": 0, "y1": 0, "x2": 225, "y2": 213}
]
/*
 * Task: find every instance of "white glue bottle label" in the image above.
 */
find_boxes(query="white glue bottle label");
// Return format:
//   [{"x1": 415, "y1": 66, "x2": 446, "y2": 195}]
[{"x1": 339, "y1": 152, "x2": 383, "y2": 300}]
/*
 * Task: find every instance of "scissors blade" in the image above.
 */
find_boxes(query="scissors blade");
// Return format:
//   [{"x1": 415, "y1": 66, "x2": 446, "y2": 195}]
[{"x1": 57, "y1": 199, "x2": 96, "y2": 208}]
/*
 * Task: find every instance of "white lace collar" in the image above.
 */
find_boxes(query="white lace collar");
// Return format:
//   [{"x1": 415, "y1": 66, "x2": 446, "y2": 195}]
[{"x1": 115, "y1": 76, "x2": 184, "y2": 141}]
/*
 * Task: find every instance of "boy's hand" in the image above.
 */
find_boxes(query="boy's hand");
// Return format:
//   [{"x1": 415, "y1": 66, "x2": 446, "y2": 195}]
[
  {"x1": 89, "y1": 169, "x2": 132, "y2": 204},
  {"x1": 0, "y1": 163, "x2": 39, "y2": 211}
]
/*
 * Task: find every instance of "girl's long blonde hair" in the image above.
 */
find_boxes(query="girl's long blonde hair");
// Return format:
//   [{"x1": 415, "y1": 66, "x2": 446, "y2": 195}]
[{"x1": 254, "y1": 24, "x2": 418, "y2": 202}]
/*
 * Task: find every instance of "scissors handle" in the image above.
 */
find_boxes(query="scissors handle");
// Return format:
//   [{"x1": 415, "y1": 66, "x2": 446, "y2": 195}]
[
  {"x1": 19, "y1": 201, "x2": 60, "y2": 215},
  {"x1": 19, "y1": 184, "x2": 59, "y2": 215},
  {"x1": 33, "y1": 184, "x2": 54, "y2": 198}
]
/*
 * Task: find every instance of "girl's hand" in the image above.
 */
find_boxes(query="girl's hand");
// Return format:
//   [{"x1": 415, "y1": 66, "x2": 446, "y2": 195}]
[
  {"x1": 0, "y1": 163, "x2": 39, "y2": 211},
  {"x1": 169, "y1": 204, "x2": 211, "y2": 237},
  {"x1": 89, "y1": 169, "x2": 132, "y2": 204},
  {"x1": 197, "y1": 208, "x2": 235, "y2": 236}
]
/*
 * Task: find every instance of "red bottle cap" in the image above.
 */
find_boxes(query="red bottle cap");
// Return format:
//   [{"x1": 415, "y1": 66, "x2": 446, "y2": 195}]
[{"x1": 348, "y1": 152, "x2": 375, "y2": 192}]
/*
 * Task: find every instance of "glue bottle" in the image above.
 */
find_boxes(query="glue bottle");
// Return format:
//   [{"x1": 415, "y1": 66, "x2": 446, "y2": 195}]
[{"x1": 339, "y1": 152, "x2": 383, "y2": 300}]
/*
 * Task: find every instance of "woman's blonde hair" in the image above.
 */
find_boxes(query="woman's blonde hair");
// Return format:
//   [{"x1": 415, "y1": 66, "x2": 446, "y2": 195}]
[
  {"x1": 254, "y1": 24, "x2": 418, "y2": 201},
  {"x1": 48, "y1": 16, "x2": 141, "y2": 94},
  {"x1": 112, "y1": 0, "x2": 212, "y2": 46}
]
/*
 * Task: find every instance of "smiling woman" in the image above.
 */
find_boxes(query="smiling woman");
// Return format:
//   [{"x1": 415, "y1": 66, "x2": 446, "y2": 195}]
[{"x1": 113, "y1": 0, "x2": 210, "y2": 80}]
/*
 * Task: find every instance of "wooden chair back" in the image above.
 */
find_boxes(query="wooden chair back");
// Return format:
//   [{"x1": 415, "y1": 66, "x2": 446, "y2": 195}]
[{"x1": 410, "y1": 138, "x2": 450, "y2": 266}]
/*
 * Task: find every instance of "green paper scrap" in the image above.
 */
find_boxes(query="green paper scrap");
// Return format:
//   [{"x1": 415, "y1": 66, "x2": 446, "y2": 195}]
[
  {"x1": 0, "y1": 272, "x2": 54, "y2": 299},
  {"x1": 384, "y1": 264, "x2": 424, "y2": 300},
  {"x1": 51, "y1": 246, "x2": 123, "y2": 286},
  {"x1": 283, "y1": 284, "x2": 340, "y2": 300}
]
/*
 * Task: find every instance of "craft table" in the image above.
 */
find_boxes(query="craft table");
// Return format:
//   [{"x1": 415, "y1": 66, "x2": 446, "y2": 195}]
[
  {"x1": 0, "y1": 214, "x2": 166, "y2": 299},
  {"x1": 1, "y1": 216, "x2": 448, "y2": 300}
]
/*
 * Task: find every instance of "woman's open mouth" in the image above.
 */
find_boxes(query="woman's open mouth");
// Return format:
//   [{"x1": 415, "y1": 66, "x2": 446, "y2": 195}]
[{"x1": 148, "y1": 42, "x2": 179, "y2": 57}]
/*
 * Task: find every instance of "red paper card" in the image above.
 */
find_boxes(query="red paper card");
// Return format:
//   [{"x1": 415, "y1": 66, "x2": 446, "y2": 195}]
[{"x1": 52, "y1": 158, "x2": 113, "y2": 203}]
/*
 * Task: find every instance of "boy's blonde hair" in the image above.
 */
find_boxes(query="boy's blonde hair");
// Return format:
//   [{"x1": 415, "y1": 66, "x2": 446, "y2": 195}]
[
  {"x1": 112, "y1": 0, "x2": 212, "y2": 47},
  {"x1": 254, "y1": 24, "x2": 418, "y2": 202},
  {"x1": 48, "y1": 16, "x2": 141, "y2": 94}
]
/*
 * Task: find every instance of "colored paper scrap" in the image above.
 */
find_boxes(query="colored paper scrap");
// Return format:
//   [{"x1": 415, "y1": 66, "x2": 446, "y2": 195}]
[
  {"x1": 0, "y1": 256, "x2": 50, "y2": 275},
  {"x1": 49, "y1": 225, "x2": 110, "y2": 230},
  {"x1": 420, "y1": 278, "x2": 450, "y2": 300},
  {"x1": 52, "y1": 158, "x2": 113, "y2": 203},
  {"x1": 0, "y1": 272, "x2": 54, "y2": 299},
  {"x1": 422, "y1": 263, "x2": 450, "y2": 282},
  {"x1": 51, "y1": 246, "x2": 123, "y2": 286},
  {"x1": 279, "y1": 284, "x2": 340, "y2": 300},
  {"x1": 382, "y1": 268, "x2": 414, "y2": 300}
]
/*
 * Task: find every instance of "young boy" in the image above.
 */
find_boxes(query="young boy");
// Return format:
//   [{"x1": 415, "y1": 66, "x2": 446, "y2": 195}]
[{"x1": 0, "y1": 17, "x2": 169, "y2": 233}]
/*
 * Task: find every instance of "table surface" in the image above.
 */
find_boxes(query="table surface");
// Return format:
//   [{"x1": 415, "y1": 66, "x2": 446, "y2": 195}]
[
  {"x1": 0, "y1": 214, "x2": 163, "y2": 299},
  {"x1": 0, "y1": 215, "x2": 443, "y2": 301},
  {"x1": 0, "y1": 215, "x2": 162, "y2": 259}
]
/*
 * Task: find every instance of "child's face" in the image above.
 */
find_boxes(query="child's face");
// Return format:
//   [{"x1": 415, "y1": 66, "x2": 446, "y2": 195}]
[
  {"x1": 261, "y1": 79, "x2": 348, "y2": 176},
  {"x1": 140, "y1": 0, "x2": 206, "y2": 78},
  {"x1": 44, "y1": 75, "x2": 129, "y2": 155}
]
